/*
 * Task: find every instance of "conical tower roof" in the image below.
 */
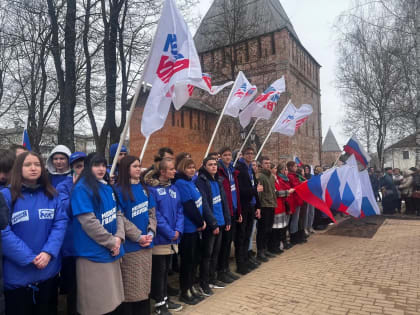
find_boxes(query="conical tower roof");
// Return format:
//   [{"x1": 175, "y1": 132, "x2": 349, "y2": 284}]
[
  {"x1": 194, "y1": 0, "x2": 300, "y2": 53},
  {"x1": 322, "y1": 128, "x2": 341, "y2": 152}
]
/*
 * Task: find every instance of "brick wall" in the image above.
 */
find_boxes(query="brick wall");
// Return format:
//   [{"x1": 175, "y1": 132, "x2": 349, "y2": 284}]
[{"x1": 129, "y1": 105, "x2": 217, "y2": 167}]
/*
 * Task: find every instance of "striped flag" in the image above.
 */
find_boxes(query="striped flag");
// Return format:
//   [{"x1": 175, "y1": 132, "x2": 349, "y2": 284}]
[{"x1": 22, "y1": 120, "x2": 32, "y2": 151}]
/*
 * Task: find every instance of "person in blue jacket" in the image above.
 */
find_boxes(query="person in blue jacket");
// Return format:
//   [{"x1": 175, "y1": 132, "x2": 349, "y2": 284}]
[
  {"x1": 1, "y1": 151, "x2": 68, "y2": 315},
  {"x1": 46, "y1": 145, "x2": 72, "y2": 188},
  {"x1": 196, "y1": 156, "x2": 231, "y2": 297},
  {"x1": 71, "y1": 153, "x2": 125, "y2": 315},
  {"x1": 145, "y1": 157, "x2": 183, "y2": 315},
  {"x1": 174, "y1": 158, "x2": 206, "y2": 305},
  {"x1": 115, "y1": 155, "x2": 157, "y2": 315},
  {"x1": 56, "y1": 151, "x2": 86, "y2": 315}
]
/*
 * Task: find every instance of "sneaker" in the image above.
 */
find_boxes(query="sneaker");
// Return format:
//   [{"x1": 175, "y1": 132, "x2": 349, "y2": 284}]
[
  {"x1": 191, "y1": 284, "x2": 205, "y2": 299},
  {"x1": 155, "y1": 304, "x2": 171, "y2": 315},
  {"x1": 249, "y1": 256, "x2": 261, "y2": 266},
  {"x1": 199, "y1": 283, "x2": 214, "y2": 297},
  {"x1": 226, "y1": 270, "x2": 240, "y2": 280},
  {"x1": 179, "y1": 291, "x2": 199, "y2": 305},
  {"x1": 209, "y1": 279, "x2": 225, "y2": 289},
  {"x1": 284, "y1": 243, "x2": 293, "y2": 250},
  {"x1": 265, "y1": 251, "x2": 276, "y2": 258},
  {"x1": 167, "y1": 300, "x2": 182, "y2": 312},
  {"x1": 218, "y1": 271, "x2": 234, "y2": 284},
  {"x1": 256, "y1": 253, "x2": 268, "y2": 263},
  {"x1": 246, "y1": 260, "x2": 258, "y2": 270}
]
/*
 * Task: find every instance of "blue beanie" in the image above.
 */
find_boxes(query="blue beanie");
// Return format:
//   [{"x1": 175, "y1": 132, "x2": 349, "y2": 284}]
[
  {"x1": 70, "y1": 152, "x2": 87, "y2": 166},
  {"x1": 109, "y1": 143, "x2": 128, "y2": 159}
]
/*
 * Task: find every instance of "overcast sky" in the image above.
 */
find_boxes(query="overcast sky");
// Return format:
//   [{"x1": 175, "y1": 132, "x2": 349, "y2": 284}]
[{"x1": 196, "y1": 0, "x2": 354, "y2": 147}]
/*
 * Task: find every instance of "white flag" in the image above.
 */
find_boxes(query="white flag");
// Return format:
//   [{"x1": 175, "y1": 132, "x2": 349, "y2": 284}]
[
  {"x1": 239, "y1": 77, "x2": 285, "y2": 128},
  {"x1": 359, "y1": 169, "x2": 381, "y2": 216},
  {"x1": 141, "y1": 0, "x2": 202, "y2": 138},
  {"x1": 170, "y1": 73, "x2": 233, "y2": 109},
  {"x1": 224, "y1": 71, "x2": 257, "y2": 117},
  {"x1": 271, "y1": 103, "x2": 313, "y2": 136}
]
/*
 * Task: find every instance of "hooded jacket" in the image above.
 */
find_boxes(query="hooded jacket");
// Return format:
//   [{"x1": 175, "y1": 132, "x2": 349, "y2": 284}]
[
  {"x1": 56, "y1": 177, "x2": 75, "y2": 257},
  {"x1": 257, "y1": 168, "x2": 277, "y2": 208},
  {"x1": 217, "y1": 161, "x2": 242, "y2": 218},
  {"x1": 1, "y1": 186, "x2": 68, "y2": 289},
  {"x1": 146, "y1": 169, "x2": 184, "y2": 247},
  {"x1": 196, "y1": 167, "x2": 231, "y2": 231},
  {"x1": 0, "y1": 193, "x2": 9, "y2": 313},
  {"x1": 235, "y1": 159, "x2": 261, "y2": 209},
  {"x1": 46, "y1": 145, "x2": 72, "y2": 187},
  {"x1": 173, "y1": 173, "x2": 204, "y2": 234}
]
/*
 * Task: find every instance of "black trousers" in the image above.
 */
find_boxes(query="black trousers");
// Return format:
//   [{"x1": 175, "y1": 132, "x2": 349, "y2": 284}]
[
  {"x1": 151, "y1": 254, "x2": 171, "y2": 305},
  {"x1": 120, "y1": 299, "x2": 150, "y2": 315},
  {"x1": 200, "y1": 227, "x2": 223, "y2": 285},
  {"x1": 218, "y1": 216, "x2": 236, "y2": 272},
  {"x1": 235, "y1": 205, "x2": 255, "y2": 265},
  {"x1": 5, "y1": 276, "x2": 58, "y2": 315},
  {"x1": 268, "y1": 227, "x2": 287, "y2": 251},
  {"x1": 60, "y1": 256, "x2": 77, "y2": 315},
  {"x1": 256, "y1": 207, "x2": 275, "y2": 251},
  {"x1": 179, "y1": 232, "x2": 200, "y2": 293}
]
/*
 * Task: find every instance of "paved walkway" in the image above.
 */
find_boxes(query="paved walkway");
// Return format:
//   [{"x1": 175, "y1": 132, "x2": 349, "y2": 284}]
[{"x1": 178, "y1": 218, "x2": 420, "y2": 315}]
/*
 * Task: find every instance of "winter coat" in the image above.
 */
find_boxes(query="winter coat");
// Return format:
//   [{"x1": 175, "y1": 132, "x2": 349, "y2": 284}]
[
  {"x1": 196, "y1": 167, "x2": 231, "y2": 231},
  {"x1": 0, "y1": 193, "x2": 9, "y2": 314},
  {"x1": 380, "y1": 174, "x2": 398, "y2": 200},
  {"x1": 71, "y1": 178, "x2": 125, "y2": 263},
  {"x1": 1, "y1": 186, "x2": 68, "y2": 289},
  {"x1": 235, "y1": 159, "x2": 261, "y2": 209},
  {"x1": 274, "y1": 175, "x2": 292, "y2": 215},
  {"x1": 257, "y1": 168, "x2": 277, "y2": 208},
  {"x1": 56, "y1": 177, "x2": 75, "y2": 257},
  {"x1": 393, "y1": 174, "x2": 404, "y2": 198},
  {"x1": 399, "y1": 170, "x2": 414, "y2": 197},
  {"x1": 217, "y1": 161, "x2": 242, "y2": 218},
  {"x1": 173, "y1": 173, "x2": 204, "y2": 234},
  {"x1": 46, "y1": 145, "x2": 72, "y2": 187},
  {"x1": 115, "y1": 183, "x2": 156, "y2": 253},
  {"x1": 288, "y1": 172, "x2": 304, "y2": 207},
  {"x1": 146, "y1": 171, "x2": 184, "y2": 247}
]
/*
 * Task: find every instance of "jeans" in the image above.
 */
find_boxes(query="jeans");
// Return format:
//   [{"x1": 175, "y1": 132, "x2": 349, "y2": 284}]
[
  {"x1": 151, "y1": 254, "x2": 171, "y2": 305},
  {"x1": 200, "y1": 227, "x2": 223, "y2": 285},
  {"x1": 179, "y1": 232, "x2": 200, "y2": 292},
  {"x1": 256, "y1": 207, "x2": 275, "y2": 251},
  {"x1": 235, "y1": 205, "x2": 255, "y2": 265},
  {"x1": 218, "y1": 216, "x2": 236, "y2": 272},
  {"x1": 5, "y1": 276, "x2": 59, "y2": 315},
  {"x1": 306, "y1": 203, "x2": 315, "y2": 230},
  {"x1": 290, "y1": 206, "x2": 301, "y2": 234}
]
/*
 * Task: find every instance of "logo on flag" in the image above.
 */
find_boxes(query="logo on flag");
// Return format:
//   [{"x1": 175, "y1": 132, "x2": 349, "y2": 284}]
[
  {"x1": 224, "y1": 71, "x2": 257, "y2": 118},
  {"x1": 157, "y1": 34, "x2": 190, "y2": 83},
  {"x1": 271, "y1": 103, "x2": 313, "y2": 136}
]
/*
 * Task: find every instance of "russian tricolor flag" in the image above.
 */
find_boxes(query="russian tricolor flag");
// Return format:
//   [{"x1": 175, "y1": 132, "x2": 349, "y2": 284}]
[
  {"x1": 343, "y1": 137, "x2": 370, "y2": 167},
  {"x1": 22, "y1": 121, "x2": 32, "y2": 151},
  {"x1": 294, "y1": 156, "x2": 303, "y2": 167}
]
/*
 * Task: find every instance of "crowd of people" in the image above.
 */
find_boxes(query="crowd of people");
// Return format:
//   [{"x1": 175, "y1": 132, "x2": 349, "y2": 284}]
[
  {"x1": 368, "y1": 167, "x2": 420, "y2": 215},
  {"x1": 1, "y1": 143, "x2": 418, "y2": 315}
]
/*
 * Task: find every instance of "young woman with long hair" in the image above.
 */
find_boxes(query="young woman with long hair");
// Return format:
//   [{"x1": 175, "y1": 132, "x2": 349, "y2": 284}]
[
  {"x1": 115, "y1": 155, "x2": 157, "y2": 315},
  {"x1": 1, "y1": 151, "x2": 68, "y2": 315},
  {"x1": 71, "y1": 153, "x2": 125, "y2": 315}
]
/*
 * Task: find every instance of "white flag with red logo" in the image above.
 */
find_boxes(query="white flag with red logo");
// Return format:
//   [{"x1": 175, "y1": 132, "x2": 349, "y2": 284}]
[
  {"x1": 239, "y1": 77, "x2": 285, "y2": 128},
  {"x1": 224, "y1": 71, "x2": 257, "y2": 117},
  {"x1": 170, "y1": 73, "x2": 233, "y2": 109},
  {"x1": 272, "y1": 103, "x2": 313, "y2": 136},
  {"x1": 141, "y1": 0, "x2": 202, "y2": 137}
]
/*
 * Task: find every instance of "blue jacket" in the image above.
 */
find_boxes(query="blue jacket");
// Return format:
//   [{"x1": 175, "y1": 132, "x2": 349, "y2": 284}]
[
  {"x1": 1, "y1": 186, "x2": 68, "y2": 290},
  {"x1": 115, "y1": 184, "x2": 156, "y2": 253},
  {"x1": 56, "y1": 177, "x2": 75, "y2": 257},
  {"x1": 148, "y1": 182, "x2": 183, "y2": 246},
  {"x1": 196, "y1": 167, "x2": 231, "y2": 231},
  {"x1": 71, "y1": 179, "x2": 124, "y2": 263},
  {"x1": 174, "y1": 173, "x2": 204, "y2": 234}
]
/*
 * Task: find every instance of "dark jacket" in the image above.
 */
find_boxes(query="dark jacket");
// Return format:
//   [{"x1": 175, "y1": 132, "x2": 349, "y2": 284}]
[
  {"x1": 380, "y1": 173, "x2": 398, "y2": 200},
  {"x1": 257, "y1": 168, "x2": 277, "y2": 208},
  {"x1": 217, "y1": 161, "x2": 242, "y2": 218},
  {"x1": 0, "y1": 193, "x2": 9, "y2": 314},
  {"x1": 235, "y1": 159, "x2": 261, "y2": 209},
  {"x1": 196, "y1": 167, "x2": 231, "y2": 231}
]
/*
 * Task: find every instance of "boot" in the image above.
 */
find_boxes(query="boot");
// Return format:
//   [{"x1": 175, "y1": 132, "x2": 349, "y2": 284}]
[
  {"x1": 290, "y1": 232, "x2": 301, "y2": 245},
  {"x1": 257, "y1": 250, "x2": 269, "y2": 262}
]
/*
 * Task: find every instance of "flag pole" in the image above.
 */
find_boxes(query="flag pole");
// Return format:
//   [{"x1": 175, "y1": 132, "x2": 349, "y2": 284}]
[
  {"x1": 139, "y1": 135, "x2": 150, "y2": 163},
  {"x1": 255, "y1": 99, "x2": 291, "y2": 160},
  {"x1": 204, "y1": 74, "x2": 240, "y2": 158},
  {"x1": 233, "y1": 118, "x2": 260, "y2": 167}
]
